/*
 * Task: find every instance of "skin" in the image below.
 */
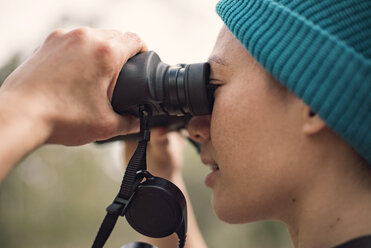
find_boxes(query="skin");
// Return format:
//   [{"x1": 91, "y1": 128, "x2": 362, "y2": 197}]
[
  {"x1": 186, "y1": 26, "x2": 371, "y2": 248},
  {"x1": 0, "y1": 27, "x2": 146, "y2": 182}
]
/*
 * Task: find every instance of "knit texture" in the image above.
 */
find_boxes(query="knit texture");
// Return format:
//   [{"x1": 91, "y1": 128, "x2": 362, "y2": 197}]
[{"x1": 216, "y1": 0, "x2": 371, "y2": 164}]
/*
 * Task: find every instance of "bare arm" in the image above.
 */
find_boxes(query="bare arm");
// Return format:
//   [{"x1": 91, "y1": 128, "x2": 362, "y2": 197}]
[
  {"x1": 124, "y1": 128, "x2": 207, "y2": 248},
  {"x1": 0, "y1": 28, "x2": 146, "y2": 183}
]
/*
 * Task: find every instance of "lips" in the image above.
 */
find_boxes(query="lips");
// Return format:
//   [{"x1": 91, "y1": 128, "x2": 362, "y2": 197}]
[
  {"x1": 201, "y1": 156, "x2": 219, "y2": 171},
  {"x1": 204, "y1": 162, "x2": 220, "y2": 187},
  {"x1": 199, "y1": 146, "x2": 220, "y2": 186}
]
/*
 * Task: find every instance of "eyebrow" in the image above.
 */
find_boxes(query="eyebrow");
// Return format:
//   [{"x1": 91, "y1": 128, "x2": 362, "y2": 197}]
[{"x1": 207, "y1": 55, "x2": 228, "y2": 66}]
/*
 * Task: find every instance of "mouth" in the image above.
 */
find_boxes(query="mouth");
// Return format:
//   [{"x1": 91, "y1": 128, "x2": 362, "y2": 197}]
[
  {"x1": 204, "y1": 162, "x2": 220, "y2": 187},
  {"x1": 201, "y1": 155, "x2": 220, "y2": 172},
  {"x1": 208, "y1": 163, "x2": 219, "y2": 172},
  {"x1": 200, "y1": 148, "x2": 219, "y2": 180}
]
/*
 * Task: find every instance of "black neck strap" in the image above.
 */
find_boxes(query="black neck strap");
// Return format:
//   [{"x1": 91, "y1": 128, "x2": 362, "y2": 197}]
[{"x1": 92, "y1": 106, "x2": 151, "y2": 248}]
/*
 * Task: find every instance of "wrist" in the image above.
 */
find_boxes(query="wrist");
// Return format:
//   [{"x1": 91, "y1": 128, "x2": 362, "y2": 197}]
[
  {"x1": 0, "y1": 89, "x2": 52, "y2": 147},
  {"x1": 0, "y1": 88, "x2": 53, "y2": 182}
]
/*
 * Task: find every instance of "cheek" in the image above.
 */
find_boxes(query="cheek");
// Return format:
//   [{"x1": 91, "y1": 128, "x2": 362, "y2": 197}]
[
  {"x1": 211, "y1": 86, "x2": 244, "y2": 146},
  {"x1": 210, "y1": 83, "x2": 263, "y2": 166},
  {"x1": 208, "y1": 82, "x2": 302, "y2": 222},
  {"x1": 209, "y1": 86, "x2": 257, "y2": 222}
]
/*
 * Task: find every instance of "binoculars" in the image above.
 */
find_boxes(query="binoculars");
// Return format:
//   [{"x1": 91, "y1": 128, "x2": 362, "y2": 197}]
[
  {"x1": 111, "y1": 51, "x2": 215, "y2": 136},
  {"x1": 94, "y1": 51, "x2": 213, "y2": 248}
]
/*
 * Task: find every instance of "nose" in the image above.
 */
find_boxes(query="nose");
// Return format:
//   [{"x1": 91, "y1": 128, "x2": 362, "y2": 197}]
[{"x1": 187, "y1": 115, "x2": 211, "y2": 144}]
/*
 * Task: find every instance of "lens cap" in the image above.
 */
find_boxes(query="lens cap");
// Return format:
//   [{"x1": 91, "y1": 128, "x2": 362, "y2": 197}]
[
  {"x1": 125, "y1": 177, "x2": 186, "y2": 238},
  {"x1": 121, "y1": 242, "x2": 157, "y2": 248}
]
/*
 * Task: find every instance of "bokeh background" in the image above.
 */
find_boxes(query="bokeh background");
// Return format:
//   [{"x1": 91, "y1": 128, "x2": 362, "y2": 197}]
[{"x1": 0, "y1": 0, "x2": 292, "y2": 247}]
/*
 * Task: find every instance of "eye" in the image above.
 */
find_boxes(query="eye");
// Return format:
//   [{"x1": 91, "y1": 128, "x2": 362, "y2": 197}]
[
  {"x1": 206, "y1": 80, "x2": 221, "y2": 101},
  {"x1": 209, "y1": 80, "x2": 224, "y2": 97},
  {"x1": 209, "y1": 78, "x2": 223, "y2": 86}
]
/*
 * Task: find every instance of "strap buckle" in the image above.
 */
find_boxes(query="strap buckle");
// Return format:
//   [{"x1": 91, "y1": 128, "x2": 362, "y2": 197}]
[{"x1": 106, "y1": 192, "x2": 136, "y2": 216}]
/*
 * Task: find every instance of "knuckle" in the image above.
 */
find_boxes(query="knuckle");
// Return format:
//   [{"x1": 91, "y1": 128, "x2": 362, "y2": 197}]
[
  {"x1": 67, "y1": 27, "x2": 90, "y2": 43},
  {"x1": 123, "y1": 32, "x2": 142, "y2": 44},
  {"x1": 46, "y1": 28, "x2": 66, "y2": 42},
  {"x1": 95, "y1": 41, "x2": 114, "y2": 58},
  {"x1": 94, "y1": 41, "x2": 116, "y2": 73}
]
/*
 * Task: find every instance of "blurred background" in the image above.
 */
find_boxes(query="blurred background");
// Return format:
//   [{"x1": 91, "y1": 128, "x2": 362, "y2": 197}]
[{"x1": 0, "y1": 0, "x2": 292, "y2": 247}]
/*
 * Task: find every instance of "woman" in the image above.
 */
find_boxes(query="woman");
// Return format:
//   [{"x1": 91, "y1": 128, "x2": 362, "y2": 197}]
[
  {"x1": 126, "y1": 1, "x2": 371, "y2": 247},
  {"x1": 1, "y1": 1, "x2": 370, "y2": 247}
]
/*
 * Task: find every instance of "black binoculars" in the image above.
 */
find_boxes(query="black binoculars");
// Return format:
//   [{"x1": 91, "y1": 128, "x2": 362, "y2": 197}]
[
  {"x1": 111, "y1": 51, "x2": 215, "y2": 136},
  {"x1": 93, "y1": 51, "x2": 212, "y2": 248}
]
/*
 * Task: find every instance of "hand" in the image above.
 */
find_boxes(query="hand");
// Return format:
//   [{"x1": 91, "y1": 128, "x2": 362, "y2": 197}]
[
  {"x1": 124, "y1": 127, "x2": 186, "y2": 180},
  {"x1": 0, "y1": 27, "x2": 147, "y2": 146}
]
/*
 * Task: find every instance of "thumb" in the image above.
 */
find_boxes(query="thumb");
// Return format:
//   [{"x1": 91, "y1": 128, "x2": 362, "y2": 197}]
[{"x1": 114, "y1": 114, "x2": 140, "y2": 136}]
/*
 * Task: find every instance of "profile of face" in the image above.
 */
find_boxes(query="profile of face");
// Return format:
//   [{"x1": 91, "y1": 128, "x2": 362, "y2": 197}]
[{"x1": 187, "y1": 25, "x2": 314, "y2": 224}]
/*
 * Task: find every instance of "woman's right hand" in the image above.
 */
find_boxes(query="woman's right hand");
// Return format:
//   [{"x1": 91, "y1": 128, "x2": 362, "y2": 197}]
[
  {"x1": 1, "y1": 28, "x2": 147, "y2": 147},
  {"x1": 0, "y1": 28, "x2": 146, "y2": 183}
]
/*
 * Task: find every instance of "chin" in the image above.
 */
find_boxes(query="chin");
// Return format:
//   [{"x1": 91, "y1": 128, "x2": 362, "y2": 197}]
[{"x1": 211, "y1": 193, "x2": 249, "y2": 224}]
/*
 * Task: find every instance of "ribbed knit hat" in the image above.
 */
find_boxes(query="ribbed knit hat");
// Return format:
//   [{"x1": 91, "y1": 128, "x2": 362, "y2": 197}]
[{"x1": 216, "y1": 0, "x2": 371, "y2": 164}]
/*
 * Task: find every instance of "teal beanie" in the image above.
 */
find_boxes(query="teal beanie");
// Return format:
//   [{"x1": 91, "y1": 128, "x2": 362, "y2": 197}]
[{"x1": 216, "y1": 0, "x2": 371, "y2": 164}]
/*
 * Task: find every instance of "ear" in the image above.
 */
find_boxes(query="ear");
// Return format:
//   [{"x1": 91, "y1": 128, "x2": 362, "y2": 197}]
[{"x1": 302, "y1": 105, "x2": 327, "y2": 135}]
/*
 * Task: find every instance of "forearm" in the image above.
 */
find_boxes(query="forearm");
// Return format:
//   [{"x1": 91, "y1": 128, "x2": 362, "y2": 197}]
[{"x1": 0, "y1": 91, "x2": 49, "y2": 183}]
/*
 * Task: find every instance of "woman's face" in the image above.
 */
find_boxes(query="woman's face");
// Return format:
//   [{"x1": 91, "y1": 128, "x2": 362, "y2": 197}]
[{"x1": 188, "y1": 26, "x2": 307, "y2": 223}]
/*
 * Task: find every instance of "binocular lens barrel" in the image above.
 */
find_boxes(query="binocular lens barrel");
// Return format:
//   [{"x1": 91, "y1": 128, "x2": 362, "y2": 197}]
[
  {"x1": 111, "y1": 51, "x2": 214, "y2": 129},
  {"x1": 164, "y1": 63, "x2": 212, "y2": 116}
]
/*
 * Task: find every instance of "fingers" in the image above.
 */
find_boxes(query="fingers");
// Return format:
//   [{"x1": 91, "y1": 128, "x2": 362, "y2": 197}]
[
  {"x1": 47, "y1": 27, "x2": 147, "y2": 61},
  {"x1": 43, "y1": 27, "x2": 147, "y2": 139},
  {"x1": 97, "y1": 30, "x2": 147, "y2": 100},
  {"x1": 45, "y1": 28, "x2": 68, "y2": 42},
  {"x1": 95, "y1": 28, "x2": 148, "y2": 51},
  {"x1": 90, "y1": 29, "x2": 147, "y2": 136},
  {"x1": 93, "y1": 28, "x2": 148, "y2": 62},
  {"x1": 45, "y1": 28, "x2": 148, "y2": 72},
  {"x1": 94, "y1": 28, "x2": 124, "y2": 40},
  {"x1": 113, "y1": 32, "x2": 148, "y2": 66}
]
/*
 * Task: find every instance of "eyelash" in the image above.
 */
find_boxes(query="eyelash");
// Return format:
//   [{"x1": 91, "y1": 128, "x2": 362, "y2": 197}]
[
  {"x1": 207, "y1": 81, "x2": 221, "y2": 98},
  {"x1": 209, "y1": 79, "x2": 223, "y2": 86}
]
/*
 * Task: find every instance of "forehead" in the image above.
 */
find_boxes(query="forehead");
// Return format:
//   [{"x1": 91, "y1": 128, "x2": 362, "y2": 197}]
[
  {"x1": 208, "y1": 25, "x2": 284, "y2": 92},
  {"x1": 208, "y1": 25, "x2": 253, "y2": 70}
]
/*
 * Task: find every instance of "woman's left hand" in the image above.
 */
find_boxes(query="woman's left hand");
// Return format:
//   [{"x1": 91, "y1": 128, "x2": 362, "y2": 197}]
[{"x1": 123, "y1": 127, "x2": 187, "y2": 180}]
